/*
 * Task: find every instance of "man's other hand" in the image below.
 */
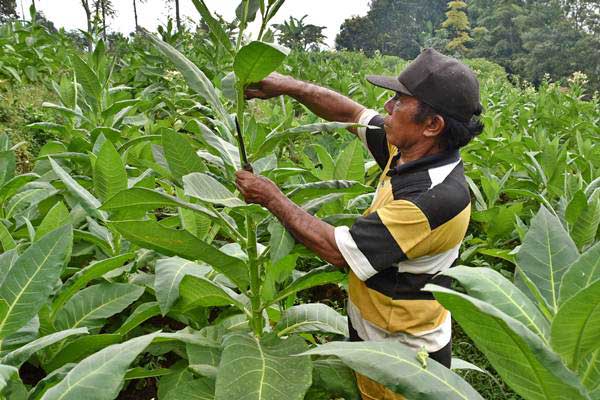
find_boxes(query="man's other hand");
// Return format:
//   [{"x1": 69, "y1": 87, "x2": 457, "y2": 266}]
[
  {"x1": 235, "y1": 170, "x2": 282, "y2": 207},
  {"x1": 244, "y1": 72, "x2": 291, "y2": 100}
]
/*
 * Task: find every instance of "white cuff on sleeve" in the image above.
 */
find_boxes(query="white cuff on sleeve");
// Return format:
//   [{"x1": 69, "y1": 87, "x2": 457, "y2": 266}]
[
  {"x1": 334, "y1": 225, "x2": 378, "y2": 281},
  {"x1": 356, "y1": 109, "x2": 380, "y2": 147}
]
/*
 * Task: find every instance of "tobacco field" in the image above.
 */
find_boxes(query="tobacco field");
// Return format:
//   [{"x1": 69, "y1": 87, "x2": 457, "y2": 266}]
[{"x1": 0, "y1": 1, "x2": 598, "y2": 399}]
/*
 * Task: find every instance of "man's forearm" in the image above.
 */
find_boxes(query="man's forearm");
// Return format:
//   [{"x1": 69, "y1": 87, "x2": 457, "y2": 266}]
[
  {"x1": 283, "y1": 78, "x2": 365, "y2": 124},
  {"x1": 266, "y1": 192, "x2": 346, "y2": 268}
]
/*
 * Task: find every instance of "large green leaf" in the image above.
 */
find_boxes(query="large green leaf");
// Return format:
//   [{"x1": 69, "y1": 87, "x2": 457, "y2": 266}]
[
  {"x1": 0, "y1": 222, "x2": 16, "y2": 252},
  {"x1": 54, "y1": 283, "x2": 144, "y2": 332},
  {"x1": 40, "y1": 332, "x2": 157, "y2": 400},
  {"x1": 311, "y1": 356, "x2": 360, "y2": 400},
  {"x1": 177, "y1": 275, "x2": 245, "y2": 312},
  {"x1": 183, "y1": 172, "x2": 245, "y2": 207},
  {"x1": 146, "y1": 33, "x2": 232, "y2": 131},
  {"x1": 109, "y1": 220, "x2": 249, "y2": 288},
  {"x1": 579, "y1": 349, "x2": 600, "y2": 397},
  {"x1": 50, "y1": 253, "x2": 135, "y2": 317},
  {"x1": 334, "y1": 140, "x2": 365, "y2": 183},
  {"x1": 0, "y1": 249, "x2": 18, "y2": 288},
  {"x1": 0, "y1": 173, "x2": 38, "y2": 203},
  {"x1": 233, "y1": 41, "x2": 289, "y2": 85},
  {"x1": 36, "y1": 202, "x2": 70, "y2": 239},
  {"x1": 0, "y1": 364, "x2": 18, "y2": 393},
  {"x1": 275, "y1": 303, "x2": 348, "y2": 336},
  {"x1": 189, "y1": 120, "x2": 240, "y2": 170},
  {"x1": 49, "y1": 158, "x2": 107, "y2": 221},
  {"x1": 443, "y1": 266, "x2": 550, "y2": 342},
  {"x1": 254, "y1": 122, "x2": 362, "y2": 157},
  {"x1": 163, "y1": 377, "x2": 215, "y2": 400},
  {"x1": 428, "y1": 285, "x2": 590, "y2": 400},
  {"x1": 155, "y1": 256, "x2": 210, "y2": 315},
  {"x1": 101, "y1": 187, "x2": 217, "y2": 219},
  {"x1": 516, "y1": 206, "x2": 579, "y2": 313},
  {"x1": 268, "y1": 265, "x2": 345, "y2": 306},
  {"x1": 1, "y1": 328, "x2": 88, "y2": 367},
  {"x1": 286, "y1": 180, "x2": 372, "y2": 204},
  {"x1": 267, "y1": 221, "x2": 294, "y2": 264},
  {"x1": 45, "y1": 334, "x2": 123, "y2": 372},
  {"x1": 5, "y1": 186, "x2": 58, "y2": 220},
  {"x1": 0, "y1": 225, "x2": 73, "y2": 340},
  {"x1": 70, "y1": 54, "x2": 102, "y2": 110},
  {"x1": 93, "y1": 140, "x2": 127, "y2": 201},
  {"x1": 551, "y1": 280, "x2": 600, "y2": 369},
  {"x1": 157, "y1": 361, "x2": 195, "y2": 399},
  {"x1": 0, "y1": 150, "x2": 16, "y2": 187},
  {"x1": 162, "y1": 130, "x2": 206, "y2": 182},
  {"x1": 191, "y1": 0, "x2": 233, "y2": 55},
  {"x1": 559, "y1": 241, "x2": 600, "y2": 305},
  {"x1": 214, "y1": 333, "x2": 311, "y2": 400},
  {"x1": 571, "y1": 190, "x2": 600, "y2": 250},
  {"x1": 115, "y1": 302, "x2": 161, "y2": 335},
  {"x1": 187, "y1": 342, "x2": 221, "y2": 378},
  {"x1": 303, "y1": 341, "x2": 484, "y2": 400}
]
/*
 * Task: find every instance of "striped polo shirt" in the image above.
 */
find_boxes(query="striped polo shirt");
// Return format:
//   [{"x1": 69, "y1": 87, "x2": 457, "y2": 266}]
[{"x1": 334, "y1": 109, "x2": 471, "y2": 356}]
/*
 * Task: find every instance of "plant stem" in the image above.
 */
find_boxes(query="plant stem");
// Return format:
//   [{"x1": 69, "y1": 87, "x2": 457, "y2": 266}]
[
  {"x1": 257, "y1": 3, "x2": 271, "y2": 41},
  {"x1": 235, "y1": 75, "x2": 261, "y2": 336},
  {"x1": 246, "y1": 215, "x2": 262, "y2": 337},
  {"x1": 236, "y1": 0, "x2": 250, "y2": 51}
]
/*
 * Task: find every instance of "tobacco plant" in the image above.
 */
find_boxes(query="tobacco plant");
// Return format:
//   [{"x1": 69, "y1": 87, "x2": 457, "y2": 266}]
[{"x1": 0, "y1": 1, "x2": 598, "y2": 399}]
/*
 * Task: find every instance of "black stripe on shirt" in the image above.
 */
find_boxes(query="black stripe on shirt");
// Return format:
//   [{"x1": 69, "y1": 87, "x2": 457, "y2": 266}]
[
  {"x1": 365, "y1": 269, "x2": 453, "y2": 300},
  {"x1": 349, "y1": 211, "x2": 407, "y2": 271},
  {"x1": 402, "y1": 163, "x2": 471, "y2": 229}
]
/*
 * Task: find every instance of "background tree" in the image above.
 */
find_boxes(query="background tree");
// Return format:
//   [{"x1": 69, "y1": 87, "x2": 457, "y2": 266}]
[
  {"x1": 335, "y1": 0, "x2": 447, "y2": 58},
  {"x1": 80, "y1": 0, "x2": 93, "y2": 49},
  {"x1": 0, "y1": 0, "x2": 17, "y2": 22},
  {"x1": 273, "y1": 15, "x2": 326, "y2": 51},
  {"x1": 440, "y1": 1, "x2": 472, "y2": 56},
  {"x1": 93, "y1": 0, "x2": 115, "y2": 40}
]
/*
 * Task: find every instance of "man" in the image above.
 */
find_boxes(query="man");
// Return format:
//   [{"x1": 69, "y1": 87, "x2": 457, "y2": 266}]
[{"x1": 236, "y1": 48, "x2": 483, "y2": 399}]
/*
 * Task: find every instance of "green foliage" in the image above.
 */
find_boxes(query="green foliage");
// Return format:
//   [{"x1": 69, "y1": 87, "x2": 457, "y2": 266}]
[
  {"x1": 428, "y1": 206, "x2": 600, "y2": 399},
  {"x1": 0, "y1": 2, "x2": 597, "y2": 398}
]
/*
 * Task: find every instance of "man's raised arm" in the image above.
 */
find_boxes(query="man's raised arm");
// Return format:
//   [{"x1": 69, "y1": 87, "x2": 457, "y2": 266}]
[{"x1": 245, "y1": 73, "x2": 366, "y2": 132}]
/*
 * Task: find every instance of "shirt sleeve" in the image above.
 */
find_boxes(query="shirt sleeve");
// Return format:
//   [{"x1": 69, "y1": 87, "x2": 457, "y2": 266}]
[
  {"x1": 334, "y1": 199, "x2": 431, "y2": 281},
  {"x1": 356, "y1": 109, "x2": 390, "y2": 169}
]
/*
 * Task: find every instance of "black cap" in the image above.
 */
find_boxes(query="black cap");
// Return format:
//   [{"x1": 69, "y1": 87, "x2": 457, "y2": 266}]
[{"x1": 366, "y1": 48, "x2": 482, "y2": 122}]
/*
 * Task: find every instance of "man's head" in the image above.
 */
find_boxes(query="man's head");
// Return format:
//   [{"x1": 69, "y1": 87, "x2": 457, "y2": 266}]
[{"x1": 366, "y1": 49, "x2": 484, "y2": 151}]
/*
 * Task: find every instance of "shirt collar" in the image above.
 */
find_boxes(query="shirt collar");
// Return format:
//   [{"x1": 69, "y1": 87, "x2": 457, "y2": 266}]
[{"x1": 386, "y1": 149, "x2": 461, "y2": 176}]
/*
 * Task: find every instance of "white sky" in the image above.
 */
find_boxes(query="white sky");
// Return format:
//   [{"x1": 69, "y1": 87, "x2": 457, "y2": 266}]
[{"x1": 18, "y1": 0, "x2": 370, "y2": 47}]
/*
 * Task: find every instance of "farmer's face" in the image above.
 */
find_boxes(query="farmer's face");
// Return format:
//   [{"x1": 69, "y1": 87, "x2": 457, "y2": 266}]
[{"x1": 383, "y1": 93, "x2": 427, "y2": 149}]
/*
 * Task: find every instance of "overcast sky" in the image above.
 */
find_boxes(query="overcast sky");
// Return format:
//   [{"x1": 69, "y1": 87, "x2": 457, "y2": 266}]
[{"x1": 18, "y1": 0, "x2": 370, "y2": 47}]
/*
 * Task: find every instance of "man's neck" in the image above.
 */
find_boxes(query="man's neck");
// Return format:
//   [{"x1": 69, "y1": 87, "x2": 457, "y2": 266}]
[{"x1": 397, "y1": 142, "x2": 444, "y2": 165}]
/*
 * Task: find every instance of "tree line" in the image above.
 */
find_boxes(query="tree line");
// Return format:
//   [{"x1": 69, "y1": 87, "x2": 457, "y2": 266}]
[
  {"x1": 1, "y1": 0, "x2": 597, "y2": 90},
  {"x1": 336, "y1": 0, "x2": 600, "y2": 91}
]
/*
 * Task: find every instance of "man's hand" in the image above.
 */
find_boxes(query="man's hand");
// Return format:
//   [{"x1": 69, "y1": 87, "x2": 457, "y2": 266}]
[
  {"x1": 235, "y1": 170, "x2": 282, "y2": 207},
  {"x1": 244, "y1": 72, "x2": 293, "y2": 100}
]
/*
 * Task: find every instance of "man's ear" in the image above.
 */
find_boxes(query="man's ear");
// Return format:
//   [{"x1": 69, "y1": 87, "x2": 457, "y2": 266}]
[{"x1": 423, "y1": 115, "x2": 445, "y2": 138}]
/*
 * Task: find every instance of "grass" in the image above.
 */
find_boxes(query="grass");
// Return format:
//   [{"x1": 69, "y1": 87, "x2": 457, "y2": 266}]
[{"x1": 0, "y1": 80, "x2": 58, "y2": 172}]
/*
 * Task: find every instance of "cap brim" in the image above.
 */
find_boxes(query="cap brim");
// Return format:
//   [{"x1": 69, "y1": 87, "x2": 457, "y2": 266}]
[{"x1": 366, "y1": 75, "x2": 412, "y2": 95}]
